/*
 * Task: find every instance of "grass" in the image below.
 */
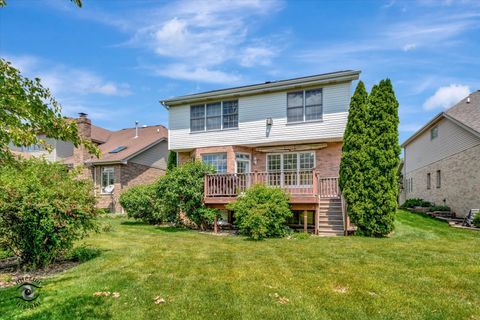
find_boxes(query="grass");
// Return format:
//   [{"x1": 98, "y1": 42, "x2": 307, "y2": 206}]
[{"x1": 0, "y1": 210, "x2": 479, "y2": 319}]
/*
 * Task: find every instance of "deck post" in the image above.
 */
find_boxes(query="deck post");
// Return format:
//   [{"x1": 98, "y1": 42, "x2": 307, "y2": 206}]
[
  {"x1": 314, "y1": 205, "x2": 319, "y2": 235},
  {"x1": 204, "y1": 175, "x2": 208, "y2": 197},
  {"x1": 214, "y1": 215, "x2": 218, "y2": 234},
  {"x1": 303, "y1": 210, "x2": 308, "y2": 233}
]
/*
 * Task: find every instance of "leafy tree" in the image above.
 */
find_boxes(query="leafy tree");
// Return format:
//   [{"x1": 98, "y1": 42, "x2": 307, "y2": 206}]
[
  {"x1": 0, "y1": 59, "x2": 98, "y2": 165},
  {"x1": 339, "y1": 81, "x2": 369, "y2": 229},
  {"x1": 227, "y1": 184, "x2": 292, "y2": 240},
  {"x1": 0, "y1": 0, "x2": 82, "y2": 7},
  {"x1": 361, "y1": 79, "x2": 400, "y2": 236},
  {"x1": 0, "y1": 158, "x2": 97, "y2": 268},
  {"x1": 155, "y1": 161, "x2": 215, "y2": 229},
  {"x1": 167, "y1": 151, "x2": 177, "y2": 171}
]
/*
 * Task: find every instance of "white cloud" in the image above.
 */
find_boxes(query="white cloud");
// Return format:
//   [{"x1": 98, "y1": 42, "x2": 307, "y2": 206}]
[
  {"x1": 240, "y1": 47, "x2": 276, "y2": 67},
  {"x1": 402, "y1": 43, "x2": 416, "y2": 51},
  {"x1": 152, "y1": 64, "x2": 241, "y2": 84},
  {"x1": 423, "y1": 84, "x2": 470, "y2": 110},
  {"x1": 3, "y1": 54, "x2": 131, "y2": 97}
]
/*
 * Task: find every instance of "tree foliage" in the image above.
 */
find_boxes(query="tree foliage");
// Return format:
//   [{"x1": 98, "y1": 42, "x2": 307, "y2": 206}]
[
  {"x1": 227, "y1": 184, "x2": 292, "y2": 240},
  {"x1": 167, "y1": 151, "x2": 177, "y2": 171},
  {"x1": 0, "y1": 158, "x2": 97, "y2": 268},
  {"x1": 339, "y1": 81, "x2": 369, "y2": 229},
  {"x1": 339, "y1": 79, "x2": 400, "y2": 237},
  {"x1": 0, "y1": 59, "x2": 98, "y2": 165},
  {"x1": 0, "y1": 0, "x2": 82, "y2": 7},
  {"x1": 119, "y1": 184, "x2": 162, "y2": 223}
]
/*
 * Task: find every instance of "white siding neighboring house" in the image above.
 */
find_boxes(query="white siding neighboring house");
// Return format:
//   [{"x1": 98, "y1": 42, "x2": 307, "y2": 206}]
[{"x1": 400, "y1": 90, "x2": 480, "y2": 217}]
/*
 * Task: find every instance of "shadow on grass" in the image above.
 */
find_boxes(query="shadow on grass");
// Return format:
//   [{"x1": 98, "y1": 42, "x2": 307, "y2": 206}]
[
  {"x1": 20, "y1": 295, "x2": 112, "y2": 320},
  {"x1": 120, "y1": 220, "x2": 149, "y2": 226},
  {"x1": 66, "y1": 246, "x2": 103, "y2": 263},
  {"x1": 154, "y1": 226, "x2": 189, "y2": 233}
]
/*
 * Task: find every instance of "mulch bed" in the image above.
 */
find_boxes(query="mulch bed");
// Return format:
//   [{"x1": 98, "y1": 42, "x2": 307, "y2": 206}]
[{"x1": 0, "y1": 256, "x2": 79, "y2": 288}]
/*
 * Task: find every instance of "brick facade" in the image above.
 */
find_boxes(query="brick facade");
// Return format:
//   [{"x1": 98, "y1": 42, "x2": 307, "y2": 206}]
[
  {"x1": 178, "y1": 142, "x2": 342, "y2": 176},
  {"x1": 403, "y1": 144, "x2": 480, "y2": 217},
  {"x1": 94, "y1": 163, "x2": 165, "y2": 212}
]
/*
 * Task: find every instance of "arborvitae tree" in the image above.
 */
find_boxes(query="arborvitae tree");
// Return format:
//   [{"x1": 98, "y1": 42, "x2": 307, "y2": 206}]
[
  {"x1": 167, "y1": 151, "x2": 177, "y2": 171},
  {"x1": 339, "y1": 81, "x2": 369, "y2": 229},
  {"x1": 362, "y1": 79, "x2": 400, "y2": 236}
]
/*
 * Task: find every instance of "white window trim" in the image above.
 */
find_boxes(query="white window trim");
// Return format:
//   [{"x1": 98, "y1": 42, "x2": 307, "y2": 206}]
[
  {"x1": 190, "y1": 100, "x2": 239, "y2": 133},
  {"x1": 234, "y1": 152, "x2": 251, "y2": 173},
  {"x1": 101, "y1": 167, "x2": 115, "y2": 194},
  {"x1": 266, "y1": 151, "x2": 316, "y2": 187},
  {"x1": 286, "y1": 88, "x2": 323, "y2": 123}
]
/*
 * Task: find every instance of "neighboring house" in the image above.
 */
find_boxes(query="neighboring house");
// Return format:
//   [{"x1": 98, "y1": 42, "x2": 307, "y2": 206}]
[
  {"x1": 400, "y1": 91, "x2": 480, "y2": 217},
  {"x1": 11, "y1": 113, "x2": 168, "y2": 212},
  {"x1": 162, "y1": 70, "x2": 361, "y2": 236}
]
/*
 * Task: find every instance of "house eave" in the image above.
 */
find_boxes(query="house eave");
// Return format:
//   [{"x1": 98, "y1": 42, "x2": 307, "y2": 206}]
[{"x1": 160, "y1": 70, "x2": 361, "y2": 107}]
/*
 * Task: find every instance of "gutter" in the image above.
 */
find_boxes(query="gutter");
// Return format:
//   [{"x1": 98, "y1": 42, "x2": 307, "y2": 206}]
[{"x1": 160, "y1": 70, "x2": 361, "y2": 107}]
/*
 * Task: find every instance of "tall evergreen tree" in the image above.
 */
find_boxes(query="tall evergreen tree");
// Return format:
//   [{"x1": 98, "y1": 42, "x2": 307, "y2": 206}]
[
  {"x1": 339, "y1": 81, "x2": 369, "y2": 228},
  {"x1": 362, "y1": 79, "x2": 400, "y2": 236},
  {"x1": 167, "y1": 151, "x2": 177, "y2": 172}
]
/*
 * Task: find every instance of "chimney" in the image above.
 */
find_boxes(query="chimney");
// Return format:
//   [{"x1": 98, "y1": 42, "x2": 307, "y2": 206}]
[
  {"x1": 73, "y1": 113, "x2": 92, "y2": 165},
  {"x1": 466, "y1": 97, "x2": 471, "y2": 104},
  {"x1": 135, "y1": 121, "x2": 139, "y2": 138}
]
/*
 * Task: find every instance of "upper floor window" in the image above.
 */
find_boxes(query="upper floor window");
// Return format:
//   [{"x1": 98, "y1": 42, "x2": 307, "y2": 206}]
[
  {"x1": 287, "y1": 89, "x2": 323, "y2": 123},
  {"x1": 202, "y1": 153, "x2": 227, "y2": 173},
  {"x1": 430, "y1": 126, "x2": 438, "y2": 140},
  {"x1": 190, "y1": 100, "x2": 238, "y2": 132},
  {"x1": 101, "y1": 167, "x2": 115, "y2": 194}
]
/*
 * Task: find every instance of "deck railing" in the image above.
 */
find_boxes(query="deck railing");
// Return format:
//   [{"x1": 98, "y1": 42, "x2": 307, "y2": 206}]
[{"x1": 204, "y1": 171, "x2": 340, "y2": 198}]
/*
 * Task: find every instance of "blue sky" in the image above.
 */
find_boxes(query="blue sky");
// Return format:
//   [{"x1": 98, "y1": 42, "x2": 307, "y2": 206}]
[{"x1": 1, "y1": 0, "x2": 479, "y2": 143}]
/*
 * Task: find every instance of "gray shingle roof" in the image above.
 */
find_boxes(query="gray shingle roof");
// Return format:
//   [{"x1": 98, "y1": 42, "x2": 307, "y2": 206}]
[{"x1": 445, "y1": 90, "x2": 480, "y2": 134}]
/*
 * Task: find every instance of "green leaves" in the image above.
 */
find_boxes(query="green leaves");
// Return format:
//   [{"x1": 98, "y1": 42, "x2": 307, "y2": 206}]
[
  {"x1": 339, "y1": 79, "x2": 400, "y2": 237},
  {"x1": 227, "y1": 184, "x2": 291, "y2": 240},
  {"x1": 0, "y1": 158, "x2": 97, "y2": 269},
  {"x1": 0, "y1": 59, "x2": 99, "y2": 165}
]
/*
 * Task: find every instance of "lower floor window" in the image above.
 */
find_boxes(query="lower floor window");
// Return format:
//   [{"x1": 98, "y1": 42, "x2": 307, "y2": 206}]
[
  {"x1": 101, "y1": 167, "x2": 115, "y2": 193},
  {"x1": 267, "y1": 152, "x2": 315, "y2": 186},
  {"x1": 202, "y1": 153, "x2": 227, "y2": 173},
  {"x1": 287, "y1": 211, "x2": 315, "y2": 225}
]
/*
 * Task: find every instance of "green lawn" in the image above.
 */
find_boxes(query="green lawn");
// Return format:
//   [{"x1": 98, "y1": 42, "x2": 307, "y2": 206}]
[{"x1": 1, "y1": 210, "x2": 479, "y2": 319}]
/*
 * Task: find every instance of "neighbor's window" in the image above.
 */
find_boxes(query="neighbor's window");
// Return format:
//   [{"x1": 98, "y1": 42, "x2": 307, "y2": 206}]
[
  {"x1": 436, "y1": 170, "x2": 441, "y2": 188},
  {"x1": 202, "y1": 153, "x2": 227, "y2": 173},
  {"x1": 427, "y1": 173, "x2": 431, "y2": 190},
  {"x1": 101, "y1": 167, "x2": 115, "y2": 193},
  {"x1": 190, "y1": 100, "x2": 238, "y2": 132},
  {"x1": 21, "y1": 144, "x2": 44, "y2": 152},
  {"x1": 431, "y1": 126, "x2": 438, "y2": 140},
  {"x1": 287, "y1": 88, "x2": 323, "y2": 123}
]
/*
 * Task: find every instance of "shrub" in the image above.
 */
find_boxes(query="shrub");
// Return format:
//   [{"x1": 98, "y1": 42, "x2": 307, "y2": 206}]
[
  {"x1": 401, "y1": 198, "x2": 432, "y2": 208},
  {"x1": 119, "y1": 184, "x2": 162, "y2": 223},
  {"x1": 227, "y1": 184, "x2": 292, "y2": 240},
  {"x1": 66, "y1": 245, "x2": 101, "y2": 262},
  {"x1": 167, "y1": 151, "x2": 177, "y2": 171},
  {"x1": 429, "y1": 205, "x2": 451, "y2": 212},
  {"x1": 155, "y1": 161, "x2": 215, "y2": 228},
  {"x1": 0, "y1": 159, "x2": 97, "y2": 269},
  {"x1": 97, "y1": 208, "x2": 110, "y2": 215},
  {"x1": 472, "y1": 214, "x2": 480, "y2": 228}
]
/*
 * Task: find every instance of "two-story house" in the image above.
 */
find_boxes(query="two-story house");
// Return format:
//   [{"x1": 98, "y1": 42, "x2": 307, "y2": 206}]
[
  {"x1": 11, "y1": 113, "x2": 169, "y2": 213},
  {"x1": 400, "y1": 91, "x2": 480, "y2": 217},
  {"x1": 162, "y1": 70, "x2": 361, "y2": 236}
]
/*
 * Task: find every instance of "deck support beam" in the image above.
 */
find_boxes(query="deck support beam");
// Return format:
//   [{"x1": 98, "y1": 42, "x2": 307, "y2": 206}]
[
  {"x1": 303, "y1": 210, "x2": 308, "y2": 233},
  {"x1": 314, "y1": 205, "x2": 319, "y2": 235}
]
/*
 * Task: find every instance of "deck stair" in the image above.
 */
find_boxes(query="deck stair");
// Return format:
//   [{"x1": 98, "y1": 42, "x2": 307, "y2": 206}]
[{"x1": 318, "y1": 198, "x2": 344, "y2": 236}]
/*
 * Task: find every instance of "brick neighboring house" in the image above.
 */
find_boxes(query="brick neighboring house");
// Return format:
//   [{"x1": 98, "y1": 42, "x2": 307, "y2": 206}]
[
  {"x1": 11, "y1": 113, "x2": 168, "y2": 213},
  {"x1": 162, "y1": 70, "x2": 361, "y2": 236},
  {"x1": 400, "y1": 91, "x2": 480, "y2": 217}
]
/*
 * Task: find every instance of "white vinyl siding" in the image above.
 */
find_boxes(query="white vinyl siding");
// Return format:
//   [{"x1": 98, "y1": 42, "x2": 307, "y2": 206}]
[
  {"x1": 169, "y1": 82, "x2": 351, "y2": 150},
  {"x1": 404, "y1": 118, "x2": 480, "y2": 173}
]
